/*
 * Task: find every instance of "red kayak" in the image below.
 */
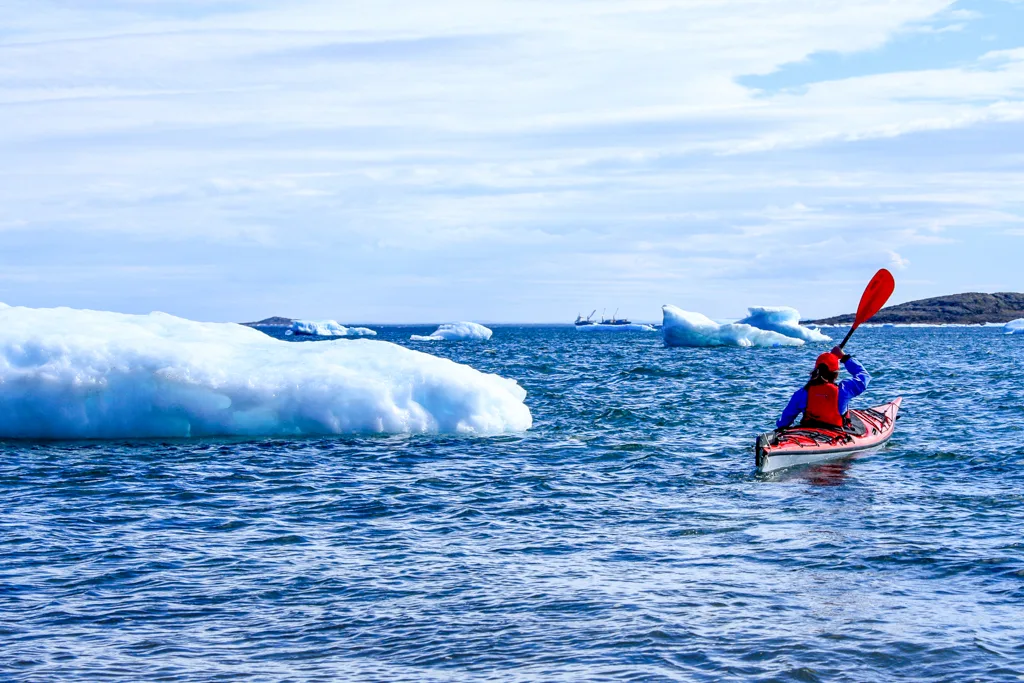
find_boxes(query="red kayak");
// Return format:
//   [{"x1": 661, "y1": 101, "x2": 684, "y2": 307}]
[{"x1": 755, "y1": 398, "x2": 902, "y2": 473}]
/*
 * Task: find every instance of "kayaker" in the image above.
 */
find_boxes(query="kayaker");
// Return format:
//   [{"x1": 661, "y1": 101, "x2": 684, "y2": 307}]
[{"x1": 776, "y1": 346, "x2": 870, "y2": 430}]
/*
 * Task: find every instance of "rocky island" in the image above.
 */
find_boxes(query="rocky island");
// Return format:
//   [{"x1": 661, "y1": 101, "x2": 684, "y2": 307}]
[
  {"x1": 809, "y1": 292, "x2": 1024, "y2": 325},
  {"x1": 242, "y1": 316, "x2": 294, "y2": 328}
]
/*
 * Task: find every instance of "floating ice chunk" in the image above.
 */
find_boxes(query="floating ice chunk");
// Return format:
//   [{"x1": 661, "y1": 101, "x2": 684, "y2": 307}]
[
  {"x1": 287, "y1": 320, "x2": 376, "y2": 337},
  {"x1": 0, "y1": 305, "x2": 531, "y2": 439},
  {"x1": 575, "y1": 323, "x2": 656, "y2": 332},
  {"x1": 662, "y1": 305, "x2": 804, "y2": 348},
  {"x1": 737, "y1": 306, "x2": 831, "y2": 342},
  {"x1": 411, "y1": 322, "x2": 492, "y2": 341},
  {"x1": 1005, "y1": 318, "x2": 1024, "y2": 335}
]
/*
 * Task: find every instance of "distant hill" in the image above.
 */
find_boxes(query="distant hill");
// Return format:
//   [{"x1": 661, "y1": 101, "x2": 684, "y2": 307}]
[
  {"x1": 809, "y1": 292, "x2": 1024, "y2": 325},
  {"x1": 242, "y1": 316, "x2": 294, "y2": 327}
]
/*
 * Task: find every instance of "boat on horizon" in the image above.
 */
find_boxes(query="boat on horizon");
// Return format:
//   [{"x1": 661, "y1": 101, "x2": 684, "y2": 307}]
[
  {"x1": 574, "y1": 310, "x2": 656, "y2": 332},
  {"x1": 575, "y1": 309, "x2": 634, "y2": 327}
]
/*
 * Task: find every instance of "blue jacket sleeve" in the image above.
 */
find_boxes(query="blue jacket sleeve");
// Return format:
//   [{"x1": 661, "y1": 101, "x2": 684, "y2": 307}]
[
  {"x1": 777, "y1": 388, "x2": 807, "y2": 429},
  {"x1": 837, "y1": 357, "x2": 870, "y2": 414}
]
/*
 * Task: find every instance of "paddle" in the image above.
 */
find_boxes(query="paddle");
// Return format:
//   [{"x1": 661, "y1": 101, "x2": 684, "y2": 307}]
[{"x1": 838, "y1": 268, "x2": 896, "y2": 350}]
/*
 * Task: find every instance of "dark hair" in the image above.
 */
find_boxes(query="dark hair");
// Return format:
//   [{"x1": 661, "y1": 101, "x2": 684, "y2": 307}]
[{"x1": 805, "y1": 364, "x2": 839, "y2": 389}]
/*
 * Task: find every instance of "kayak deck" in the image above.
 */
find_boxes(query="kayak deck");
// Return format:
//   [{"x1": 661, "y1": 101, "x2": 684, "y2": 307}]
[{"x1": 755, "y1": 398, "x2": 902, "y2": 473}]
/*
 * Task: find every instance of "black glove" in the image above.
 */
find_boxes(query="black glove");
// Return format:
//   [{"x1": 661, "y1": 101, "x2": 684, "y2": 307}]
[{"x1": 831, "y1": 346, "x2": 851, "y2": 363}]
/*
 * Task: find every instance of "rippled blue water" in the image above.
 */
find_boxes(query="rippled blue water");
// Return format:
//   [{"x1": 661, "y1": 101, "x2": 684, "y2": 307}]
[{"x1": 2, "y1": 326, "x2": 1023, "y2": 681}]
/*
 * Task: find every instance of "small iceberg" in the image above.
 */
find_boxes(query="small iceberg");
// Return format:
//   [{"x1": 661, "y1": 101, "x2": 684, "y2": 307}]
[
  {"x1": 411, "y1": 322, "x2": 492, "y2": 341},
  {"x1": 1005, "y1": 318, "x2": 1024, "y2": 335},
  {"x1": 0, "y1": 305, "x2": 530, "y2": 438},
  {"x1": 737, "y1": 306, "x2": 831, "y2": 342},
  {"x1": 286, "y1": 320, "x2": 376, "y2": 337},
  {"x1": 662, "y1": 305, "x2": 804, "y2": 348}
]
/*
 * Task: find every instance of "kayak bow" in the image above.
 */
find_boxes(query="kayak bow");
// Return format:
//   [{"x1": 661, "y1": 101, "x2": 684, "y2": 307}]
[{"x1": 755, "y1": 398, "x2": 902, "y2": 473}]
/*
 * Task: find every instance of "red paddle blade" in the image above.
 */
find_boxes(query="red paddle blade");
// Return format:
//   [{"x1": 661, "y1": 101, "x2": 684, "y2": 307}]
[{"x1": 854, "y1": 268, "x2": 896, "y2": 326}]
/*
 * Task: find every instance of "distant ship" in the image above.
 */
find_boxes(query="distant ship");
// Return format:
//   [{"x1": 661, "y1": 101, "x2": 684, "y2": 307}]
[{"x1": 574, "y1": 309, "x2": 634, "y2": 327}]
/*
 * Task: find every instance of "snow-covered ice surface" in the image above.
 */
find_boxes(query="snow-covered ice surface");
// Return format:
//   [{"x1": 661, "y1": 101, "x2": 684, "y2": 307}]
[
  {"x1": 575, "y1": 323, "x2": 656, "y2": 332},
  {"x1": 1005, "y1": 318, "x2": 1024, "y2": 334},
  {"x1": 411, "y1": 322, "x2": 493, "y2": 341},
  {"x1": 0, "y1": 306, "x2": 531, "y2": 439},
  {"x1": 287, "y1": 320, "x2": 376, "y2": 337},
  {"x1": 737, "y1": 306, "x2": 831, "y2": 342},
  {"x1": 662, "y1": 305, "x2": 804, "y2": 348}
]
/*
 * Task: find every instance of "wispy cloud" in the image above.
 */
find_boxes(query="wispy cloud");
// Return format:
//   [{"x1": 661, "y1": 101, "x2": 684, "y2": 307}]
[{"x1": 0, "y1": 0, "x2": 1022, "y2": 321}]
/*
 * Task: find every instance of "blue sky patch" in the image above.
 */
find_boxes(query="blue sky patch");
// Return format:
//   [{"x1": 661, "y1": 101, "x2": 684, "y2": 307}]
[{"x1": 738, "y1": 0, "x2": 1024, "y2": 94}]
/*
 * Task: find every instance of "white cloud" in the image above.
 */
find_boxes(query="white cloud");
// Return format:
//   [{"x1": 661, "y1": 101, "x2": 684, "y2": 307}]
[
  {"x1": 888, "y1": 251, "x2": 911, "y2": 270},
  {"x1": 0, "y1": 0, "x2": 1022, "y2": 320}
]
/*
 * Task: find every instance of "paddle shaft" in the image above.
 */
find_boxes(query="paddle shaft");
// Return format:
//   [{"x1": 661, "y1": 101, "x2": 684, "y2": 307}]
[{"x1": 838, "y1": 325, "x2": 857, "y2": 351}]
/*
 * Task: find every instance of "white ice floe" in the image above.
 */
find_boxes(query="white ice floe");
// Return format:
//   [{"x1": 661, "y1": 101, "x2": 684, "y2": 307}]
[
  {"x1": 662, "y1": 305, "x2": 804, "y2": 348},
  {"x1": 1005, "y1": 318, "x2": 1024, "y2": 334},
  {"x1": 411, "y1": 322, "x2": 493, "y2": 341},
  {"x1": 286, "y1": 320, "x2": 376, "y2": 337},
  {"x1": 575, "y1": 323, "x2": 656, "y2": 332},
  {"x1": 0, "y1": 305, "x2": 531, "y2": 439},
  {"x1": 737, "y1": 306, "x2": 831, "y2": 343}
]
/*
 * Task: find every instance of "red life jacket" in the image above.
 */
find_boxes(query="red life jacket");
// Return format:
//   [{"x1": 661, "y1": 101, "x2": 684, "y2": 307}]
[{"x1": 803, "y1": 381, "x2": 844, "y2": 428}]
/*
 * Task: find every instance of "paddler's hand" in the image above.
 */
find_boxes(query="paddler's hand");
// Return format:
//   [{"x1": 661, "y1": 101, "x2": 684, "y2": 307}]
[{"x1": 831, "y1": 346, "x2": 851, "y2": 362}]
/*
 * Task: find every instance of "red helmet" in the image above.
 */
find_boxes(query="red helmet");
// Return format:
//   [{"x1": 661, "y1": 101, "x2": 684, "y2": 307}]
[{"x1": 815, "y1": 352, "x2": 840, "y2": 372}]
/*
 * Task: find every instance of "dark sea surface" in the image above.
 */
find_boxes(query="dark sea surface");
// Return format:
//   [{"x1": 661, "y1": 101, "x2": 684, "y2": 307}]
[{"x1": 2, "y1": 326, "x2": 1023, "y2": 681}]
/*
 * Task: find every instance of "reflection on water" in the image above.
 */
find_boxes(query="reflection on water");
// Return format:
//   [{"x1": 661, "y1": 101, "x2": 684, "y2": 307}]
[
  {"x1": 800, "y1": 459, "x2": 853, "y2": 486},
  {"x1": 758, "y1": 456, "x2": 856, "y2": 485}
]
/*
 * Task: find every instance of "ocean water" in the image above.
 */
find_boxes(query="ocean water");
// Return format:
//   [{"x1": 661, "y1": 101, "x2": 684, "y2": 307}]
[{"x1": 2, "y1": 326, "x2": 1023, "y2": 681}]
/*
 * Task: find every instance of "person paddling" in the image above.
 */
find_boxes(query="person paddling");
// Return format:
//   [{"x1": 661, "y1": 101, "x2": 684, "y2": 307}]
[{"x1": 776, "y1": 346, "x2": 870, "y2": 430}]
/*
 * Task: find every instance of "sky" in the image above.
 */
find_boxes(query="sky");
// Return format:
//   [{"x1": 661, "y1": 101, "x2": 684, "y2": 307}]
[{"x1": 2, "y1": 0, "x2": 1023, "y2": 323}]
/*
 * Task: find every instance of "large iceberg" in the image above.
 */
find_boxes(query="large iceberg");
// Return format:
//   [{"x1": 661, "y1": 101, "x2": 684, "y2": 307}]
[
  {"x1": 737, "y1": 306, "x2": 831, "y2": 342},
  {"x1": 287, "y1": 320, "x2": 376, "y2": 337},
  {"x1": 1005, "y1": 318, "x2": 1024, "y2": 335},
  {"x1": 411, "y1": 322, "x2": 493, "y2": 341},
  {"x1": 0, "y1": 305, "x2": 531, "y2": 439},
  {"x1": 662, "y1": 305, "x2": 804, "y2": 348}
]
